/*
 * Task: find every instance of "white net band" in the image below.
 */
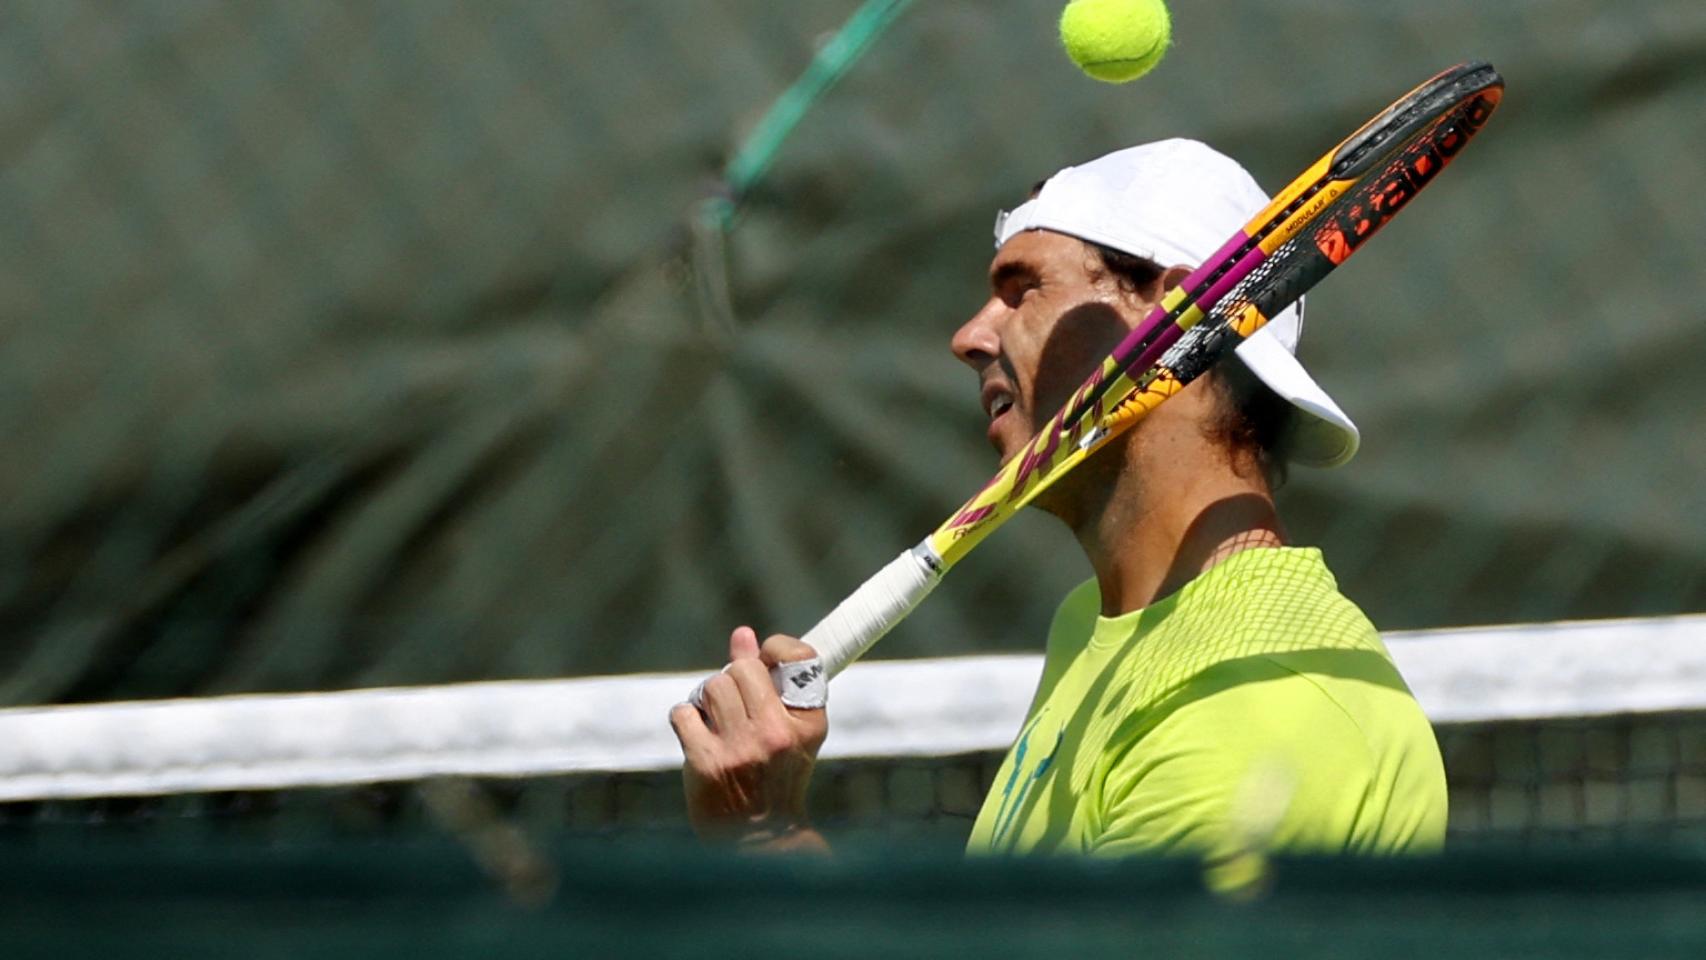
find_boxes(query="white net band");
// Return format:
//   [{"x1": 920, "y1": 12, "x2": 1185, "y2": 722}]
[{"x1": 3, "y1": 614, "x2": 1704, "y2": 801}]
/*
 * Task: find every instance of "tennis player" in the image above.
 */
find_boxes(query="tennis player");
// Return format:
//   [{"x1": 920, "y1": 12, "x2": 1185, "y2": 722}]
[{"x1": 671, "y1": 139, "x2": 1448, "y2": 857}]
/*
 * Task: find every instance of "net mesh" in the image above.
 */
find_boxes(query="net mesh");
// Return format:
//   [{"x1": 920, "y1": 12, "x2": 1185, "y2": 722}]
[{"x1": 6, "y1": 709, "x2": 1706, "y2": 859}]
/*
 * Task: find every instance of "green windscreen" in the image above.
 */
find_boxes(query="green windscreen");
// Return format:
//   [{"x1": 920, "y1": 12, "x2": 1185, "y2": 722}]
[{"x1": 5, "y1": 834, "x2": 1706, "y2": 958}]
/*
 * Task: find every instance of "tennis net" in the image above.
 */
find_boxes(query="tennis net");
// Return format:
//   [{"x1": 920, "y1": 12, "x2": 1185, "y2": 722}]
[{"x1": 4, "y1": 614, "x2": 1705, "y2": 848}]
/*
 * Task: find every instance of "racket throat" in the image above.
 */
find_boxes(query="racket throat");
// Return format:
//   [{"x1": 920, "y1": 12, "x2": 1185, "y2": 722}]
[{"x1": 1075, "y1": 424, "x2": 1111, "y2": 452}]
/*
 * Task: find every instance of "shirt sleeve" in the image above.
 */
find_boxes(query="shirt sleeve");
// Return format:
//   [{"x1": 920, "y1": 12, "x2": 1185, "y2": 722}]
[{"x1": 1089, "y1": 654, "x2": 1389, "y2": 859}]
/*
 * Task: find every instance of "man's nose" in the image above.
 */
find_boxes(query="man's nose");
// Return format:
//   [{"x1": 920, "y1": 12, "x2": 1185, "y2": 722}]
[{"x1": 950, "y1": 300, "x2": 1003, "y2": 370}]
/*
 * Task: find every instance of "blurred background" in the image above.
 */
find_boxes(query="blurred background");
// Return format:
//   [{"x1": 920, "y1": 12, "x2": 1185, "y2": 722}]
[
  {"x1": 3, "y1": 0, "x2": 1706, "y2": 705},
  {"x1": 3, "y1": 0, "x2": 1703, "y2": 701},
  {"x1": 3, "y1": 0, "x2": 1706, "y2": 948}
]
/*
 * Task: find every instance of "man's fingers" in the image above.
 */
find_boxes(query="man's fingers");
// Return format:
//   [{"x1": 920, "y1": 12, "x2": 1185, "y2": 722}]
[
  {"x1": 729, "y1": 625, "x2": 760, "y2": 661},
  {"x1": 727, "y1": 657, "x2": 790, "y2": 724},
  {"x1": 669, "y1": 702, "x2": 717, "y2": 762},
  {"x1": 759, "y1": 633, "x2": 819, "y2": 667},
  {"x1": 699, "y1": 672, "x2": 750, "y2": 734}
]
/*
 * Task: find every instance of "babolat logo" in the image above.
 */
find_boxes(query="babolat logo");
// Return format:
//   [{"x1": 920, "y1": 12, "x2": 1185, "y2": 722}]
[
  {"x1": 788, "y1": 662, "x2": 824, "y2": 689},
  {"x1": 1316, "y1": 94, "x2": 1495, "y2": 264}
]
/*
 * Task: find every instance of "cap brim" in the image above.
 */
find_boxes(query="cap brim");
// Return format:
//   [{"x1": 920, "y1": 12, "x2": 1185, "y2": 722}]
[{"x1": 1234, "y1": 329, "x2": 1360, "y2": 468}]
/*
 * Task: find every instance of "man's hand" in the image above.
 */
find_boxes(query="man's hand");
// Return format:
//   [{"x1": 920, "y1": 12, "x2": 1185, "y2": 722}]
[{"x1": 670, "y1": 626, "x2": 830, "y2": 852}]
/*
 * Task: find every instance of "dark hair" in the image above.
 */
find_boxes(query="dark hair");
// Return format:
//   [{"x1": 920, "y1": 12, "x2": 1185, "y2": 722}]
[
  {"x1": 1205, "y1": 352, "x2": 1291, "y2": 489},
  {"x1": 1084, "y1": 243, "x2": 1165, "y2": 300},
  {"x1": 1086, "y1": 241, "x2": 1291, "y2": 489}
]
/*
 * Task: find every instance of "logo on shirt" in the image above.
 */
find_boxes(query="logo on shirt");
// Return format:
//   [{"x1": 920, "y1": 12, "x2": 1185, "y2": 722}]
[{"x1": 990, "y1": 712, "x2": 1065, "y2": 847}]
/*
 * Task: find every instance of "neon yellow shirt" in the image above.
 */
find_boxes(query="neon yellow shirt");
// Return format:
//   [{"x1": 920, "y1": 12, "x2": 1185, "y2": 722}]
[{"x1": 966, "y1": 547, "x2": 1446, "y2": 858}]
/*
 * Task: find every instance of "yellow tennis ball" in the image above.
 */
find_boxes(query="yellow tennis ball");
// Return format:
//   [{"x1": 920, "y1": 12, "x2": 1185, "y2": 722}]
[{"x1": 1059, "y1": 0, "x2": 1172, "y2": 84}]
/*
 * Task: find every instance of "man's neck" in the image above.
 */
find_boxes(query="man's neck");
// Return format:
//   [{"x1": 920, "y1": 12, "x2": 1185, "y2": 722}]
[{"x1": 1072, "y1": 469, "x2": 1285, "y2": 617}]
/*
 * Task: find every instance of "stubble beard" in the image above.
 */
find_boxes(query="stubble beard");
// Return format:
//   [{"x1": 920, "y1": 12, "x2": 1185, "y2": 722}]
[{"x1": 1027, "y1": 428, "x2": 1140, "y2": 538}]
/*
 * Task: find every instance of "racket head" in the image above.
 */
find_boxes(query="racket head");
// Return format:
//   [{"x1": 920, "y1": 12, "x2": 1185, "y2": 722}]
[
  {"x1": 927, "y1": 63, "x2": 1504, "y2": 564},
  {"x1": 1100, "y1": 73, "x2": 1507, "y2": 445}
]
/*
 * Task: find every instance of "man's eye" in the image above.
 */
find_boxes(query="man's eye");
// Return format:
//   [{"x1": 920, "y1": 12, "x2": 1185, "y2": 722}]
[{"x1": 996, "y1": 275, "x2": 1041, "y2": 307}]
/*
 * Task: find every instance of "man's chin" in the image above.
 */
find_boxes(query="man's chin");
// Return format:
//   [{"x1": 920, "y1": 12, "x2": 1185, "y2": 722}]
[{"x1": 988, "y1": 422, "x2": 1036, "y2": 465}]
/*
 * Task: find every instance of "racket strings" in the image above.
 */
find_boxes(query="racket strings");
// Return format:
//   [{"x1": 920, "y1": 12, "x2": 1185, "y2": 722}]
[
  {"x1": 1153, "y1": 237, "x2": 1305, "y2": 382},
  {"x1": 1157, "y1": 81, "x2": 1499, "y2": 389}
]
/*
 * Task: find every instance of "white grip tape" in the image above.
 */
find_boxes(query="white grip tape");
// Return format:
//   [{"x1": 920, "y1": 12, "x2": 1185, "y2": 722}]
[
  {"x1": 771, "y1": 659, "x2": 828, "y2": 710},
  {"x1": 686, "y1": 546, "x2": 942, "y2": 712},
  {"x1": 686, "y1": 660, "x2": 828, "y2": 712},
  {"x1": 799, "y1": 546, "x2": 943, "y2": 680}
]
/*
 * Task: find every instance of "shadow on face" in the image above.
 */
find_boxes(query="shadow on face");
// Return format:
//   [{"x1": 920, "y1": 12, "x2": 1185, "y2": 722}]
[{"x1": 1030, "y1": 300, "x2": 1134, "y2": 428}]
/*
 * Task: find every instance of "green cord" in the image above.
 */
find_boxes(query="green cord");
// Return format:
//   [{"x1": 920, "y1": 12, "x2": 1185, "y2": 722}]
[{"x1": 703, "y1": 0, "x2": 915, "y2": 230}]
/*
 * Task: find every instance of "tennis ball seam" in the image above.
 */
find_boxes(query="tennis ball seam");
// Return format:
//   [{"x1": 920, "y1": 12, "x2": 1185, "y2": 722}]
[
  {"x1": 1084, "y1": 55, "x2": 1162, "y2": 68},
  {"x1": 1079, "y1": 37, "x2": 1168, "y2": 78},
  {"x1": 1083, "y1": 34, "x2": 1168, "y2": 69}
]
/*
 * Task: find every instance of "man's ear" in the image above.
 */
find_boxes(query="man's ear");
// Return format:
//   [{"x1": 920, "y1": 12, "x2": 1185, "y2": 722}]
[{"x1": 1160, "y1": 264, "x2": 1193, "y2": 293}]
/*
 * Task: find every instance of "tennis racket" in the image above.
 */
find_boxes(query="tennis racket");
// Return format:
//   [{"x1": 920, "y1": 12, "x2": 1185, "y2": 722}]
[{"x1": 706, "y1": 61, "x2": 1504, "y2": 708}]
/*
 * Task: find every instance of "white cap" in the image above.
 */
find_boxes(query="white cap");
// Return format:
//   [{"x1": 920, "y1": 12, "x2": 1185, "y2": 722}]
[{"x1": 993, "y1": 138, "x2": 1359, "y2": 468}]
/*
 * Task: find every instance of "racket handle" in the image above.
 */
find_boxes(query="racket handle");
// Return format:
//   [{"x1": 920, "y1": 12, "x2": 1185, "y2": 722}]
[
  {"x1": 688, "y1": 543, "x2": 943, "y2": 712},
  {"x1": 802, "y1": 542, "x2": 943, "y2": 679}
]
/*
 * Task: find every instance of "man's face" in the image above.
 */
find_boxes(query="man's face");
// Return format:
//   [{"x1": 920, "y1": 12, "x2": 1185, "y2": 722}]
[{"x1": 950, "y1": 230, "x2": 1153, "y2": 462}]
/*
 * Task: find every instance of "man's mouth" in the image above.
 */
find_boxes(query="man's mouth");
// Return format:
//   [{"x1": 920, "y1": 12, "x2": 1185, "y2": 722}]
[{"x1": 981, "y1": 380, "x2": 1018, "y2": 451}]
